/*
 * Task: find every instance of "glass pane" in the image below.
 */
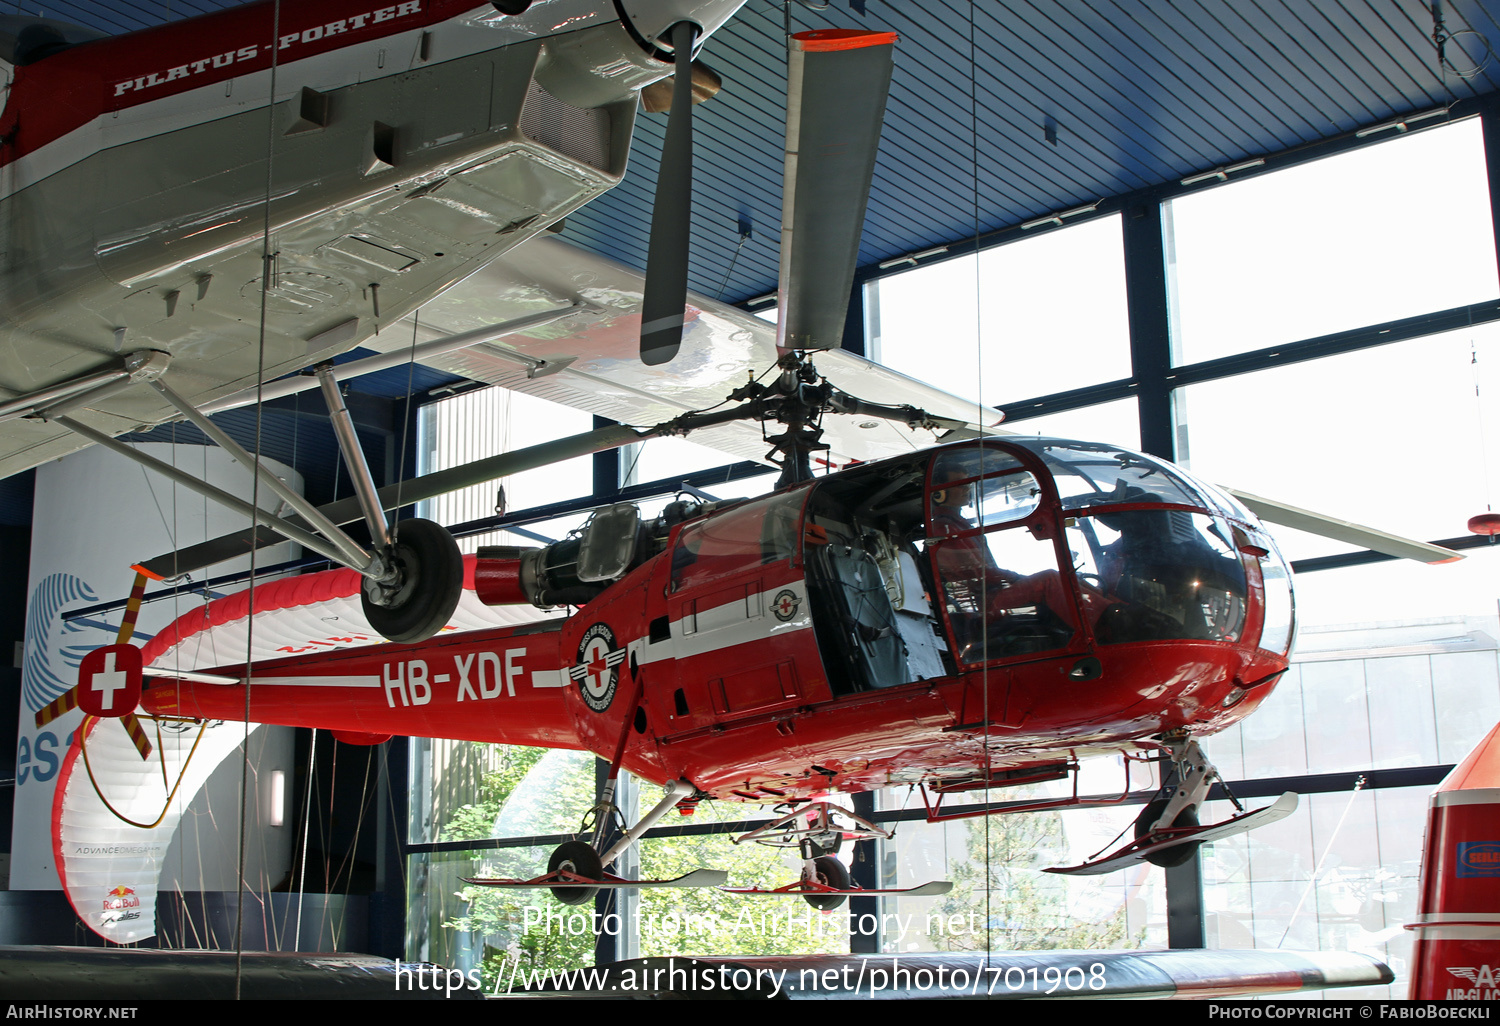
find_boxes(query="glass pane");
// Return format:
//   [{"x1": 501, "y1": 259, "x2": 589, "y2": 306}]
[
  {"x1": 418, "y1": 386, "x2": 593, "y2": 549},
  {"x1": 873, "y1": 215, "x2": 1132, "y2": 406},
  {"x1": 1204, "y1": 611, "x2": 1500, "y2": 779},
  {"x1": 1002, "y1": 397, "x2": 1142, "y2": 451},
  {"x1": 1259, "y1": 548, "x2": 1294, "y2": 655},
  {"x1": 929, "y1": 448, "x2": 1038, "y2": 529},
  {"x1": 1175, "y1": 323, "x2": 1500, "y2": 563},
  {"x1": 1290, "y1": 553, "x2": 1500, "y2": 627},
  {"x1": 930, "y1": 523, "x2": 1074, "y2": 664},
  {"x1": 632, "y1": 788, "x2": 847, "y2": 959},
  {"x1": 628, "y1": 436, "x2": 739, "y2": 485},
  {"x1": 879, "y1": 790, "x2": 1167, "y2": 953},
  {"x1": 670, "y1": 488, "x2": 806, "y2": 589},
  {"x1": 405, "y1": 746, "x2": 599, "y2": 992},
  {"x1": 1166, "y1": 119, "x2": 1499, "y2": 366},
  {"x1": 1201, "y1": 786, "x2": 1430, "y2": 1000},
  {"x1": 1064, "y1": 511, "x2": 1247, "y2": 645},
  {"x1": 1009, "y1": 439, "x2": 1204, "y2": 510}
]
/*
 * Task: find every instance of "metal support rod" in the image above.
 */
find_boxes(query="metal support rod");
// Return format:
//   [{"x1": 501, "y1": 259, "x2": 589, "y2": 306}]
[
  {"x1": 148, "y1": 379, "x2": 374, "y2": 571},
  {"x1": 0, "y1": 367, "x2": 131, "y2": 423},
  {"x1": 51, "y1": 415, "x2": 369, "y2": 571},
  {"x1": 134, "y1": 421, "x2": 652, "y2": 580},
  {"x1": 11, "y1": 350, "x2": 172, "y2": 426},
  {"x1": 590, "y1": 677, "x2": 647, "y2": 850},
  {"x1": 315, "y1": 363, "x2": 390, "y2": 550},
  {"x1": 200, "y1": 304, "x2": 583, "y2": 415},
  {"x1": 33, "y1": 377, "x2": 146, "y2": 423},
  {"x1": 598, "y1": 779, "x2": 693, "y2": 869}
]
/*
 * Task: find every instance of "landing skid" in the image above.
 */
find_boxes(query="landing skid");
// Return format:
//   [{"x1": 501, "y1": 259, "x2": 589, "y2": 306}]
[
  {"x1": 723, "y1": 880, "x2": 952, "y2": 898},
  {"x1": 1045, "y1": 791, "x2": 1299, "y2": 876},
  {"x1": 465, "y1": 868, "x2": 728, "y2": 890}
]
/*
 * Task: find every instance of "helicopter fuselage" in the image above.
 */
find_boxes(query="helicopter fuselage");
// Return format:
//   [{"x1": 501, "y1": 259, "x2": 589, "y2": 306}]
[{"x1": 143, "y1": 436, "x2": 1295, "y2": 803}]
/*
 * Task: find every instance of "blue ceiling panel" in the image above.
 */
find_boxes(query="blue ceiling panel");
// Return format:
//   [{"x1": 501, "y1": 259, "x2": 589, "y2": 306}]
[{"x1": 555, "y1": 0, "x2": 1500, "y2": 305}]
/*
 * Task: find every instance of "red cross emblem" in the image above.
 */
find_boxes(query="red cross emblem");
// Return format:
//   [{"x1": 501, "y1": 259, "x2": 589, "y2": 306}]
[{"x1": 772, "y1": 589, "x2": 800, "y2": 621}]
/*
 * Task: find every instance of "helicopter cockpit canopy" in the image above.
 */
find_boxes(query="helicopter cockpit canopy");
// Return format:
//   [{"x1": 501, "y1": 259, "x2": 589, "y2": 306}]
[{"x1": 794, "y1": 437, "x2": 1294, "y2": 694}]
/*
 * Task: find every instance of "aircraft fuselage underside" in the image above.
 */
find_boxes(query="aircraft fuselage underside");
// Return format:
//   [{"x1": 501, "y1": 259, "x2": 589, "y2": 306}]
[{"x1": 0, "y1": 0, "x2": 663, "y2": 479}]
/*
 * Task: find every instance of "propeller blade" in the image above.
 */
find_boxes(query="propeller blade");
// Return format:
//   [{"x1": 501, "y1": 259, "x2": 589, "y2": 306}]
[
  {"x1": 639, "y1": 20, "x2": 700, "y2": 367},
  {"x1": 1224, "y1": 488, "x2": 1465, "y2": 565},
  {"x1": 777, "y1": 29, "x2": 896, "y2": 353}
]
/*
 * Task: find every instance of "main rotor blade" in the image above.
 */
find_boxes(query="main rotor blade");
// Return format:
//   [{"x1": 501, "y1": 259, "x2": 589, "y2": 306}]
[
  {"x1": 777, "y1": 29, "x2": 896, "y2": 353},
  {"x1": 134, "y1": 424, "x2": 647, "y2": 579},
  {"x1": 1225, "y1": 488, "x2": 1465, "y2": 565},
  {"x1": 639, "y1": 20, "x2": 700, "y2": 367}
]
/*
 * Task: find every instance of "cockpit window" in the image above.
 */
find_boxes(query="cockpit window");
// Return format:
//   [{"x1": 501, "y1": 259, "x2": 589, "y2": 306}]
[
  {"x1": 929, "y1": 448, "x2": 1041, "y2": 530},
  {"x1": 0, "y1": 16, "x2": 104, "y2": 65},
  {"x1": 1065, "y1": 510, "x2": 1248, "y2": 645},
  {"x1": 1012, "y1": 439, "x2": 1203, "y2": 511},
  {"x1": 926, "y1": 445, "x2": 1076, "y2": 664},
  {"x1": 670, "y1": 488, "x2": 805, "y2": 590}
]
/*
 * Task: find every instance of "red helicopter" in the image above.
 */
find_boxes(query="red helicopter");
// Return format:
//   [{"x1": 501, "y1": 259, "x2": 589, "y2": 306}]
[
  {"x1": 46, "y1": 21, "x2": 1462, "y2": 942},
  {"x1": 70, "y1": 349, "x2": 1324, "y2": 919}
]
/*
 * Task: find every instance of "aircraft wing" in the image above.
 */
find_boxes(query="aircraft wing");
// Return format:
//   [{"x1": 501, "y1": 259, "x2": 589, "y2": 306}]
[{"x1": 362, "y1": 235, "x2": 1002, "y2": 468}]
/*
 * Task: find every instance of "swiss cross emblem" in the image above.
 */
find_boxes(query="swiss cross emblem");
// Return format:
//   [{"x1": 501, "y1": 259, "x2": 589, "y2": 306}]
[
  {"x1": 570, "y1": 623, "x2": 624, "y2": 712},
  {"x1": 77, "y1": 644, "x2": 143, "y2": 717},
  {"x1": 771, "y1": 589, "x2": 800, "y2": 622}
]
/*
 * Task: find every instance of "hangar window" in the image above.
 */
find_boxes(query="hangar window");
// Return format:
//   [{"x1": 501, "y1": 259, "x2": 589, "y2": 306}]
[
  {"x1": 418, "y1": 386, "x2": 594, "y2": 550},
  {"x1": 1002, "y1": 396, "x2": 1143, "y2": 450},
  {"x1": 1165, "y1": 117, "x2": 1499, "y2": 367},
  {"x1": 870, "y1": 214, "x2": 1132, "y2": 407},
  {"x1": 1174, "y1": 322, "x2": 1499, "y2": 565}
]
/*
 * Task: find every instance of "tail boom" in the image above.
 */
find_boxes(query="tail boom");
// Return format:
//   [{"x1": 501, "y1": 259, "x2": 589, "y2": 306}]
[{"x1": 140, "y1": 621, "x2": 584, "y2": 750}]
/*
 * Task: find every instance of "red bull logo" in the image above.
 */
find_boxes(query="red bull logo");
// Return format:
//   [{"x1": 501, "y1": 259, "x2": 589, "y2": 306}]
[{"x1": 102, "y1": 885, "x2": 140, "y2": 911}]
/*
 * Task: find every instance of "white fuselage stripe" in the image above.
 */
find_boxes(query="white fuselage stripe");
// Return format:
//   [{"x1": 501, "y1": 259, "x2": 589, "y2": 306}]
[
  {"x1": 633, "y1": 579, "x2": 813, "y2": 668},
  {"x1": 531, "y1": 669, "x2": 566, "y2": 689},
  {"x1": 1434, "y1": 788, "x2": 1500, "y2": 807},
  {"x1": 253, "y1": 675, "x2": 381, "y2": 688}
]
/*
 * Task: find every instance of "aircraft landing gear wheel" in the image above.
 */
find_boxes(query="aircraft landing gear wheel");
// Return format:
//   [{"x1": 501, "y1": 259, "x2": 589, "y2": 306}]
[
  {"x1": 803, "y1": 855, "x2": 850, "y2": 911},
  {"x1": 360, "y1": 518, "x2": 463, "y2": 644},
  {"x1": 1135, "y1": 798, "x2": 1201, "y2": 869},
  {"x1": 548, "y1": 840, "x2": 602, "y2": 906}
]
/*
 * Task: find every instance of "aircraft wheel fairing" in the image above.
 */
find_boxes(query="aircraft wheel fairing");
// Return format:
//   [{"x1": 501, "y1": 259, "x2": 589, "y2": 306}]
[
  {"x1": 1135, "y1": 798, "x2": 1202, "y2": 869},
  {"x1": 804, "y1": 855, "x2": 850, "y2": 911},
  {"x1": 360, "y1": 518, "x2": 463, "y2": 644},
  {"x1": 548, "y1": 840, "x2": 603, "y2": 905}
]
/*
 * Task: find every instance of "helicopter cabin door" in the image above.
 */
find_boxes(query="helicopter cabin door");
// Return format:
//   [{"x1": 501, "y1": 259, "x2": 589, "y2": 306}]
[
  {"x1": 925, "y1": 445, "x2": 1081, "y2": 666},
  {"x1": 655, "y1": 488, "x2": 826, "y2": 736}
]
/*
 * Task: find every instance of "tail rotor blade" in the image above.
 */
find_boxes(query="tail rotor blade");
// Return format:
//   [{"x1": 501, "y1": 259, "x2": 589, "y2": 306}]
[
  {"x1": 778, "y1": 29, "x2": 896, "y2": 353},
  {"x1": 640, "y1": 20, "x2": 700, "y2": 367}
]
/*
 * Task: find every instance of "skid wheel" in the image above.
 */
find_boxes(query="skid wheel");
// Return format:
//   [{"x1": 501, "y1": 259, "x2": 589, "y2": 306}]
[
  {"x1": 547, "y1": 840, "x2": 603, "y2": 906},
  {"x1": 361, "y1": 518, "x2": 463, "y2": 644},
  {"x1": 803, "y1": 855, "x2": 850, "y2": 911},
  {"x1": 1135, "y1": 797, "x2": 1202, "y2": 869}
]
